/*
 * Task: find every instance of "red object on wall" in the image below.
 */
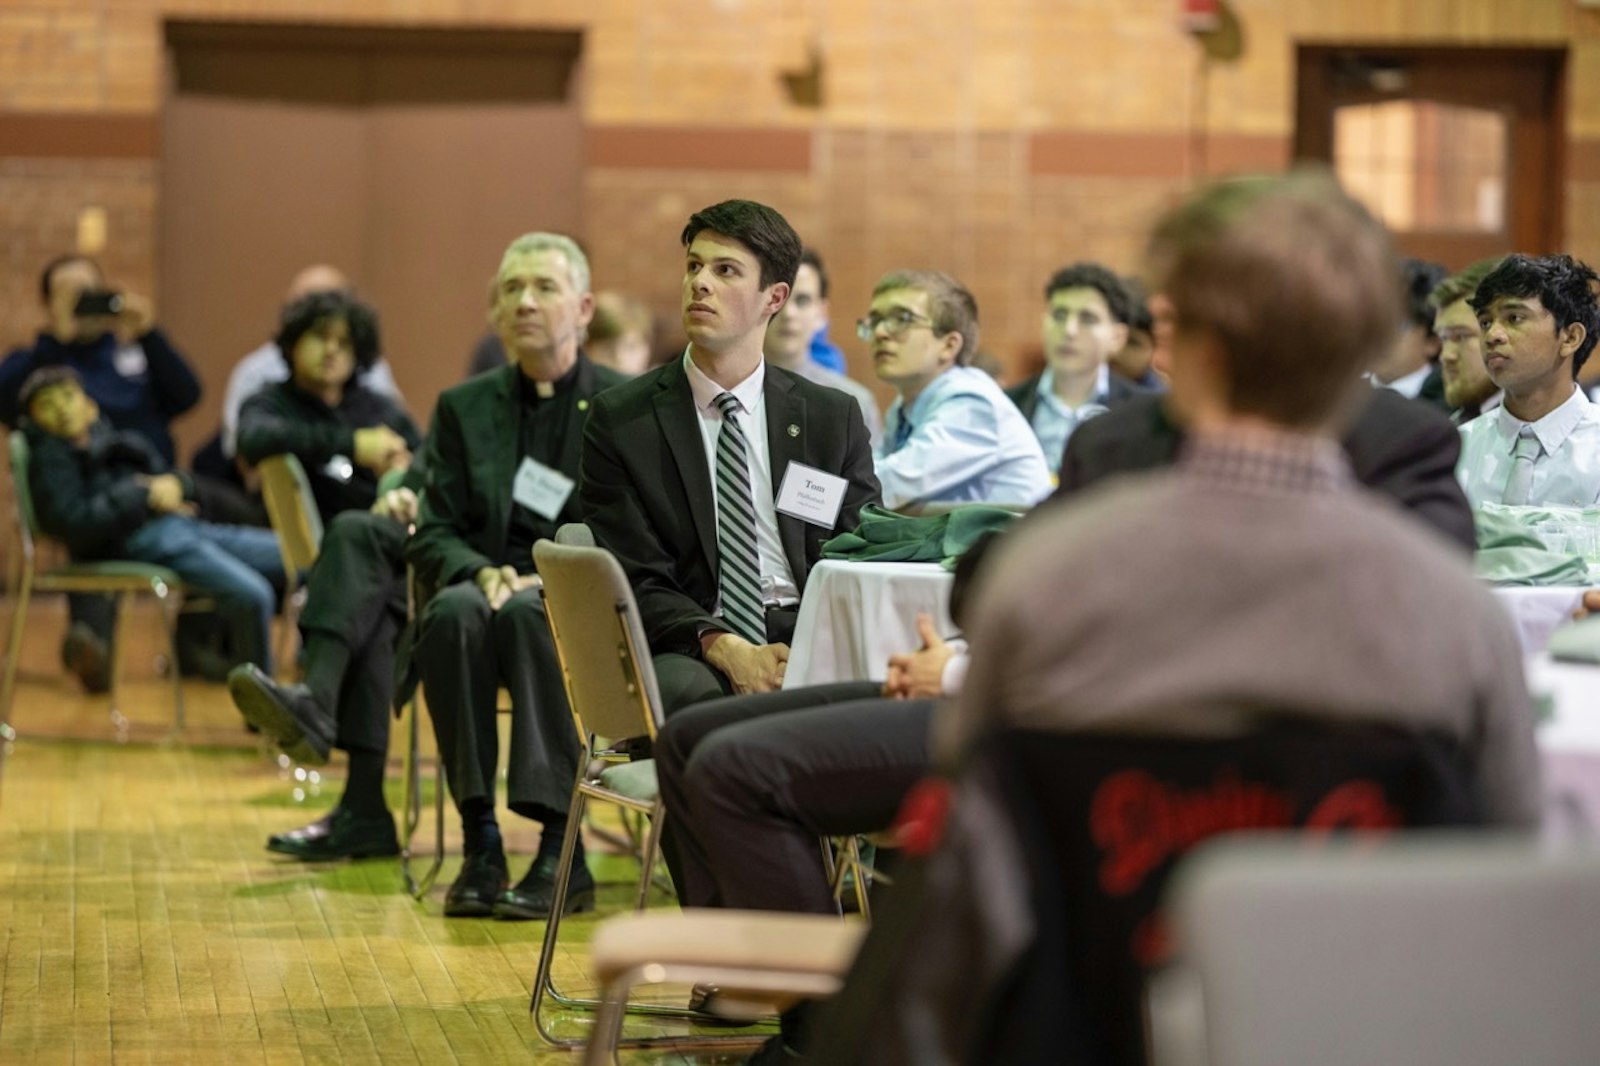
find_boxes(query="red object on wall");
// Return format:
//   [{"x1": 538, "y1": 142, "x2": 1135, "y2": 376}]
[{"x1": 1181, "y1": 0, "x2": 1222, "y2": 34}]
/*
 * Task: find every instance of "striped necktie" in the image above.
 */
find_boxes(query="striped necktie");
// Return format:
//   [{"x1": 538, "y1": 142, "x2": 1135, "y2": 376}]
[{"x1": 712, "y1": 392, "x2": 767, "y2": 644}]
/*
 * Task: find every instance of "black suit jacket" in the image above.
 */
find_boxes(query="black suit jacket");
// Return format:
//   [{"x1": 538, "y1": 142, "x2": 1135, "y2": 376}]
[
  {"x1": 407, "y1": 358, "x2": 626, "y2": 591},
  {"x1": 580, "y1": 358, "x2": 880, "y2": 657},
  {"x1": 1004, "y1": 370, "x2": 1150, "y2": 422},
  {"x1": 950, "y1": 389, "x2": 1475, "y2": 627}
]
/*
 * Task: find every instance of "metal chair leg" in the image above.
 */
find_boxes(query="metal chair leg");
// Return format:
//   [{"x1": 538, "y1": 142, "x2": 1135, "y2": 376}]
[
  {"x1": 161, "y1": 582, "x2": 185, "y2": 733},
  {"x1": 400, "y1": 696, "x2": 422, "y2": 897},
  {"x1": 107, "y1": 590, "x2": 132, "y2": 736},
  {"x1": 0, "y1": 566, "x2": 34, "y2": 735}
]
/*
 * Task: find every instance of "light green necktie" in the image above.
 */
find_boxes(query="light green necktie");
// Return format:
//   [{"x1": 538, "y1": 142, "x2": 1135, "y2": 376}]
[{"x1": 1502, "y1": 429, "x2": 1543, "y2": 506}]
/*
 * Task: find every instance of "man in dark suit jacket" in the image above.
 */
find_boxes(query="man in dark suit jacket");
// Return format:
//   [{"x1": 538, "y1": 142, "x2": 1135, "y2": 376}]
[
  {"x1": 581, "y1": 200, "x2": 879, "y2": 716},
  {"x1": 1005, "y1": 261, "x2": 1152, "y2": 472},
  {"x1": 404, "y1": 233, "x2": 626, "y2": 920}
]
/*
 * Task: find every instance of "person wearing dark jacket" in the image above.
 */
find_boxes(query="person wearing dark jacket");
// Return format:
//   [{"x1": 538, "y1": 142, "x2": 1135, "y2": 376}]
[
  {"x1": 20, "y1": 366, "x2": 283, "y2": 675},
  {"x1": 236, "y1": 291, "x2": 420, "y2": 524}
]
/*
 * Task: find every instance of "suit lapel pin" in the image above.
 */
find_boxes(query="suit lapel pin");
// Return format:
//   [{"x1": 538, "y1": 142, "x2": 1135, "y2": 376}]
[
  {"x1": 787, "y1": 424, "x2": 800, "y2": 437},
  {"x1": 578, "y1": 399, "x2": 589, "y2": 411}
]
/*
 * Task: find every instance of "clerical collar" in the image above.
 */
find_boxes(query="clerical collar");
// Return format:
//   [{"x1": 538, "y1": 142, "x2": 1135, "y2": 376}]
[{"x1": 517, "y1": 356, "x2": 581, "y2": 404}]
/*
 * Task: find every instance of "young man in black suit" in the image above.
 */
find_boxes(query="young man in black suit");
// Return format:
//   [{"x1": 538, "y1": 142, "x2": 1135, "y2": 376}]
[
  {"x1": 406, "y1": 233, "x2": 628, "y2": 919},
  {"x1": 579, "y1": 200, "x2": 879, "y2": 715}
]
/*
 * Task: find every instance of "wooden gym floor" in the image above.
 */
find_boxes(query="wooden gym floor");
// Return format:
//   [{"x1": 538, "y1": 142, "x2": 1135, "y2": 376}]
[{"x1": 0, "y1": 596, "x2": 751, "y2": 1064}]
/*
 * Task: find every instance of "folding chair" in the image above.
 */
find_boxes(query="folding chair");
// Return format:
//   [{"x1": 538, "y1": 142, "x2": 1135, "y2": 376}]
[
  {"x1": 531, "y1": 535, "x2": 782, "y2": 1055},
  {"x1": 1149, "y1": 838, "x2": 1600, "y2": 1066},
  {"x1": 257, "y1": 454, "x2": 323, "y2": 678},
  {"x1": 0, "y1": 430, "x2": 189, "y2": 734}
]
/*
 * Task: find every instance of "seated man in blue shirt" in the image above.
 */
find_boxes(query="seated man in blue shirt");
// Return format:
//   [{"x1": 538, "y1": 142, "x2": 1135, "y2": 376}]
[
  {"x1": 1455, "y1": 254, "x2": 1600, "y2": 508},
  {"x1": 868, "y1": 270, "x2": 1050, "y2": 509},
  {"x1": 1007, "y1": 261, "x2": 1153, "y2": 473}
]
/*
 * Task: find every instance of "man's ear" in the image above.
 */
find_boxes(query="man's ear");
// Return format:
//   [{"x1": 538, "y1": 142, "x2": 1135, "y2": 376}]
[
  {"x1": 1107, "y1": 321, "x2": 1130, "y2": 356},
  {"x1": 763, "y1": 281, "x2": 791, "y2": 319},
  {"x1": 575, "y1": 291, "x2": 597, "y2": 333},
  {"x1": 1559, "y1": 321, "x2": 1587, "y2": 361},
  {"x1": 939, "y1": 329, "x2": 964, "y2": 367}
]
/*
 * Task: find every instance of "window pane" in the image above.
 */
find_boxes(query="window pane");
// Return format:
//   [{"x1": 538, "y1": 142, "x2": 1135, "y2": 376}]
[{"x1": 1334, "y1": 100, "x2": 1506, "y2": 234}]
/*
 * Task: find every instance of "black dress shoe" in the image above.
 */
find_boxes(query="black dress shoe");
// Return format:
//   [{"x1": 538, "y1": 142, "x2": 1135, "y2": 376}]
[
  {"x1": 227, "y1": 664, "x2": 334, "y2": 766},
  {"x1": 267, "y1": 807, "x2": 399, "y2": 861},
  {"x1": 444, "y1": 851, "x2": 509, "y2": 918},
  {"x1": 62, "y1": 622, "x2": 111, "y2": 695},
  {"x1": 493, "y1": 855, "x2": 597, "y2": 921}
]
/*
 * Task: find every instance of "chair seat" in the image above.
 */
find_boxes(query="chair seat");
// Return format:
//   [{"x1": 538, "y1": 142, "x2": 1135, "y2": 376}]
[
  {"x1": 598, "y1": 759, "x2": 658, "y2": 803},
  {"x1": 44, "y1": 560, "x2": 183, "y2": 581},
  {"x1": 590, "y1": 909, "x2": 865, "y2": 985}
]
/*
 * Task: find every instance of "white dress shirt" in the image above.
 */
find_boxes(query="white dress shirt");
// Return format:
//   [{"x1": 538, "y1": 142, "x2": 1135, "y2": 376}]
[
  {"x1": 1378, "y1": 364, "x2": 1432, "y2": 400},
  {"x1": 1028, "y1": 364, "x2": 1113, "y2": 474},
  {"x1": 682, "y1": 350, "x2": 799, "y2": 607},
  {"x1": 1457, "y1": 384, "x2": 1600, "y2": 508},
  {"x1": 221, "y1": 341, "x2": 403, "y2": 458},
  {"x1": 876, "y1": 365, "x2": 1053, "y2": 510}
]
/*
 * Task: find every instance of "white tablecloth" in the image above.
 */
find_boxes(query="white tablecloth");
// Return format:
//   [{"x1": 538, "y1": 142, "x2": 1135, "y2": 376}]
[
  {"x1": 1493, "y1": 587, "x2": 1587, "y2": 653},
  {"x1": 1529, "y1": 652, "x2": 1600, "y2": 836},
  {"x1": 784, "y1": 560, "x2": 954, "y2": 689}
]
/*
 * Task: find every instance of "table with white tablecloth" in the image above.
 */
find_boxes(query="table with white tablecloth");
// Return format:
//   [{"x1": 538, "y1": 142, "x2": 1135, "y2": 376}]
[
  {"x1": 1493, "y1": 586, "x2": 1589, "y2": 654},
  {"x1": 784, "y1": 560, "x2": 954, "y2": 689}
]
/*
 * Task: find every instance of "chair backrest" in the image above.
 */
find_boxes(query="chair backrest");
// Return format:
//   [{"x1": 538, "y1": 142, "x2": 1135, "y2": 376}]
[
  {"x1": 7, "y1": 431, "x2": 40, "y2": 552},
  {"x1": 1151, "y1": 837, "x2": 1600, "y2": 1066},
  {"x1": 258, "y1": 454, "x2": 323, "y2": 574},
  {"x1": 554, "y1": 522, "x2": 595, "y2": 547},
  {"x1": 533, "y1": 538, "x2": 663, "y2": 745},
  {"x1": 808, "y1": 722, "x2": 1483, "y2": 1066}
]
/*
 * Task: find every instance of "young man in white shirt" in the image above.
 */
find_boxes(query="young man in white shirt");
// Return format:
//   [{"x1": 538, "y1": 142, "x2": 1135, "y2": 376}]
[{"x1": 1456, "y1": 253, "x2": 1600, "y2": 508}]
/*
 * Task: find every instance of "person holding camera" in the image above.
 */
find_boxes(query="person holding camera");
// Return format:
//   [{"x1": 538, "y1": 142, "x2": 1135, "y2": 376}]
[
  {"x1": 0, "y1": 254, "x2": 205, "y2": 692},
  {"x1": 1, "y1": 254, "x2": 201, "y2": 467}
]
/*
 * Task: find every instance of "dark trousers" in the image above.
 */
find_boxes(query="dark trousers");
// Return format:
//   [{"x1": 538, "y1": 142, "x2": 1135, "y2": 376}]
[
  {"x1": 413, "y1": 583, "x2": 577, "y2": 819},
  {"x1": 299, "y1": 511, "x2": 408, "y2": 756},
  {"x1": 654, "y1": 683, "x2": 934, "y2": 913},
  {"x1": 651, "y1": 607, "x2": 800, "y2": 718}
]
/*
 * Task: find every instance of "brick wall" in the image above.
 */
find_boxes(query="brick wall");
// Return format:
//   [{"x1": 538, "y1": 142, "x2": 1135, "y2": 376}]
[{"x1": 2, "y1": 0, "x2": 1598, "y2": 408}]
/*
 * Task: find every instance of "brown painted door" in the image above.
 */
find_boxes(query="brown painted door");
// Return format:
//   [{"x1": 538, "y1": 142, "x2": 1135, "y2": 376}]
[
  {"x1": 159, "y1": 23, "x2": 584, "y2": 459},
  {"x1": 1295, "y1": 45, "x2": 1565, "y2": 270}
]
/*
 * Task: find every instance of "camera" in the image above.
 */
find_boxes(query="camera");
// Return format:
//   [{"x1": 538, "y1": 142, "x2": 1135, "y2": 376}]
[{"x1": 73, "y1": 289, "x2": 123, "y2": 318}]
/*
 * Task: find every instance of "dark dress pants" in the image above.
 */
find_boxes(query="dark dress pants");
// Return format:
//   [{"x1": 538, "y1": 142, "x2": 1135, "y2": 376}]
[
  {"x1": 655, "y1": 683, "x2": 934, "y2": 914},
  {"x1": 298, "y1": 511, "x2": 408, "y2": 756},
  {"x1": 413, "y1": 583, "x2": 578, "y2": 819}
]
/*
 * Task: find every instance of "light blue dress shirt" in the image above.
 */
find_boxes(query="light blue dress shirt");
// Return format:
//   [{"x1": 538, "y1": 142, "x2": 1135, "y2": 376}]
[
  {"x1": 876, "y1": 365, "x2": 1052, "y2": 510},
  {"x1": 1028, "y1": 364, "x2": 1113, "y2": 474},
  {"x1": 1457, "y1": 385, "x2": 1600, "y2": 508}
]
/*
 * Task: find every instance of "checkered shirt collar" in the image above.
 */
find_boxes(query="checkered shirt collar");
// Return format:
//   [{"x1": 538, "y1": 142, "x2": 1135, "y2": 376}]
[{"x1": 1178, "y1": 426, "x2": 1352, "y2": 496}]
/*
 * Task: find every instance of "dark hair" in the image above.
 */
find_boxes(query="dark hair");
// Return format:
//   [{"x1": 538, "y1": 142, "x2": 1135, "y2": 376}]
[
  {"x1": 1043, "y1": 262, "x2": 1133, "y2": 325},
  {"x1": 19, "y1": 365, "x2": 84, "y2": 415},
  {"x1": 800, "y1": 247, "x2": 829, "y2": 298},
  {"x1": 1399, "y1": 257, "x2": 1449, "y2": 330},
  {"x1": 39, "y1": 254, "x2": 103, "y2": 303},
  {"x1": 275, "y1": 290, "x2": 382, "y2": 375},
  {"x1": 872, "y1": 269, "x2": 980, "y2": 366},
  {"x1": 681, "y1": 200, "x2": 802, "y2": 292},
  {"x1": 1120, "y1": 275, "x2": 1154, "y2": 334},
  {"x1": 1471, "y1": 253, "x2": 1600, "y2": 377},
  {"x1": 1430, "y1": 257, "x2": 1504, "y2": 311},
  {"x1": 1146, "y1": 170, "x2": 1401, "y2": 429}
]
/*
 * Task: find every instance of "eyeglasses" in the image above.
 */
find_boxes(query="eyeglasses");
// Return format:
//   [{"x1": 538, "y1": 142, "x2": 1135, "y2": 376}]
[{"x1": 856, "y1": 308, "x2": 934, "y2": 341}]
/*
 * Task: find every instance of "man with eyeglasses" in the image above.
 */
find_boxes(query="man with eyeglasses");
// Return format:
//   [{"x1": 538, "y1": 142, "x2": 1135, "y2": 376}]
[
  {"x1": 1432, "y1": 257, "x2": 1504, "y2": 424},
  {"x1": 866, "y1": 270, "x2": 1050, "y2": 509},
  {"x1": 1007, "y1": 262, "x2": 1154, "y2": 473}
]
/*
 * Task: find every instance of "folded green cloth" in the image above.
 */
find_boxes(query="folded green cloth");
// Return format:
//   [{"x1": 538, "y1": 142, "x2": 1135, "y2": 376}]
[
  {"x1": 1473, "y1": 504, "x2": 1595, "y2": 586},
  {"x1": 820, "y1": 504, "x2": 1019, "y2": 568}
]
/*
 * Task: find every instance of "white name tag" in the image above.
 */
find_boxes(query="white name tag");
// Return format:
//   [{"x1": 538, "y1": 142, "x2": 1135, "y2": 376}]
[
  {"x1": 113, "y1": 343, "x2": 148, "y2": 378},
  {"x1": 513, "y1": 456, "x2": 575, "y2": 521},
  {"x1": 775, "y1": 462, "x2": 848, "y2": 529}
]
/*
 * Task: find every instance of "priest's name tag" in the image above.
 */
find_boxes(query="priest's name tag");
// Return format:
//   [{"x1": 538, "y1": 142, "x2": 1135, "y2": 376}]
[
  {"x1": 776, "y1": 462, "x2": 848, "y2": 529},
  {"x1": 513, "y1": 457, "x2": 575, "y2": 521}
]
